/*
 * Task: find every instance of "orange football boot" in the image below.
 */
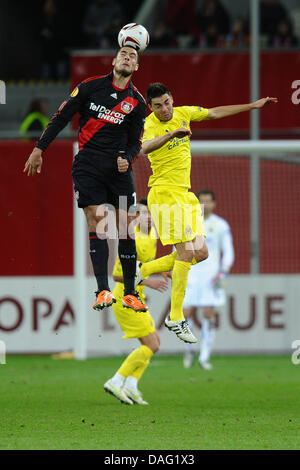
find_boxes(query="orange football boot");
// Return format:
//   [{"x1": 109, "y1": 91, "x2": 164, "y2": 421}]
[
  {"x1": 122, "y1": 293, "x2": 148, "y2": 312},
  {"x1": 93, "y1": 290, "x2": 116, "y2": 311}
]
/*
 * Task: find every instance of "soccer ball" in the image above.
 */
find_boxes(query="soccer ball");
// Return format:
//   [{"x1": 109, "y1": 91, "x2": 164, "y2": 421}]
[{"x1": 118, "y1": 23, "x2": 150, "y2": 52}]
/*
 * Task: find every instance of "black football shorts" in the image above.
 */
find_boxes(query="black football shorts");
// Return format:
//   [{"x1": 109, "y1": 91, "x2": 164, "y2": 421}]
[{"x1": 72, "y1": 155, "x2": 136, "y2": 211}]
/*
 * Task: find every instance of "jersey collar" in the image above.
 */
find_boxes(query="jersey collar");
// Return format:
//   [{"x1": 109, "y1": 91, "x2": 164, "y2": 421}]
[{"x1": 108, "y1": 71, "x2": 133, "y2": 91}]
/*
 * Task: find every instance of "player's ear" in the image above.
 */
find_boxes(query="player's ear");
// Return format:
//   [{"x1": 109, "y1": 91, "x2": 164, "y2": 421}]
[
  {"x1": 134, "y1": 63, "x2": 139, "y2": 72},
  {"x1": 112, "y1": 57, "x2": 116, "y2": 67}
]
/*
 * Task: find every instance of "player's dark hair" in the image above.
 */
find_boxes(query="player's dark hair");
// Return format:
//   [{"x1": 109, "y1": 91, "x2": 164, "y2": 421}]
[
  {"x1": 146, "y1": 83, "x2": 171, "y2": 104},
  {"x1": 197, "y1": 189, "x2": 216, "y2": 201},
  {"x1": 115, "y1": 46, "x2": 140, "y2": 63},
  {"x1": 138, "y1": 198, "x2": 148, "y2": 207}
]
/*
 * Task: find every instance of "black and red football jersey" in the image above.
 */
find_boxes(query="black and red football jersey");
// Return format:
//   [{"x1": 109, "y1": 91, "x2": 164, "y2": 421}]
[{"x1": 36, "y1": 72, "x2": 146, "y2": 165}]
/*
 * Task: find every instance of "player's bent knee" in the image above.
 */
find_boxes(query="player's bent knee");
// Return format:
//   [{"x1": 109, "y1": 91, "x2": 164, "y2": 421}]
[{"x1": 194, "y1": 246, "x2": 209, "y2": 263}]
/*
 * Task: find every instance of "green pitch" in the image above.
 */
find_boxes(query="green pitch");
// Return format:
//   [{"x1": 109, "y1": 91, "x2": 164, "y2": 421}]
[{"x1": 0, "y1": 354, "x2": 299, "y2": 450}]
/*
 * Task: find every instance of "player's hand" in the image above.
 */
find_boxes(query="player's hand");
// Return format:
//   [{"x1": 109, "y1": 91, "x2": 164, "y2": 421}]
[
  {"x1": 23, "y1": 147, "x2": 43, "y2": 176},
  {"x1": 171, "y1": 128, "x2": 192, "y2": 139},
  {"x1": 212, "y1": 271, "x2": 228, "y2": 289},
  {"x1": 117, "y1": 157, "x2": 129, "y2": 173},
  {"x1": 251, "y1": 97, "x2": 278, "y2": 109},
  {"x1": 142, "y1": 278, "x2": 169, "y2": 292},
  {"x1": 161, "y1": 271, "x2": 172, "y2": 281}
]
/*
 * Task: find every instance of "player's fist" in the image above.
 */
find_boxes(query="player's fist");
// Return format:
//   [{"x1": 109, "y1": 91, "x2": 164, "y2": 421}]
[
  {"x1": 252, "y1": 97, "x2": 278, "y2": 109},
  {"x1": 117, "y1": 156, "x2": 129, "y2": 173},
  {"x1": 171, "y1": 128, "x2": 192, "y2": 139},
  {"x1": 23, "y1": 147, "x2": 43, "y2": 176}
]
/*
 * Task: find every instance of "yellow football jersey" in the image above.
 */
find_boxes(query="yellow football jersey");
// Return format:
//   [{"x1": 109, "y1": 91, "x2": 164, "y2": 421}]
[
  {"x1": 142, "y1": 106, "x2": 209, "y2": 188},
  {"x1": 112, "y1": 225, "x2": 157, "y2": 299}
]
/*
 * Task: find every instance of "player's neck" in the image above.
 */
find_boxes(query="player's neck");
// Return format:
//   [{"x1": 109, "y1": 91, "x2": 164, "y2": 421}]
[{"x1": 112, "y1": 71, "x2": 131, "y2": 90}]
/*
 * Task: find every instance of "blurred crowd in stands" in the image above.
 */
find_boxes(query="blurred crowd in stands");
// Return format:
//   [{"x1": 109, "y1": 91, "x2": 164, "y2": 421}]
[{"x1": 37, "y1": 0, "x2": 299, "y2": 79}]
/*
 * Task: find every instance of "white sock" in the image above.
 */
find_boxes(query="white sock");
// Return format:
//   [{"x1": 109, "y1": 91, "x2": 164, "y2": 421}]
[
  {"x1": 110, "y1": 372, "x2": 125, "y2": 388},
  {"x1": 200, "y1": 318, "x2": 215, "y2": 363},
  {"x1": 124, "y1": 375, "x2": 138, "y2": 391}
]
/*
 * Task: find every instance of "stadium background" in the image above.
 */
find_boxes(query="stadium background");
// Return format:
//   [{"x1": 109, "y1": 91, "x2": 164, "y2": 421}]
[{"x1": 0, "y1": 0, "x2": 299, "y2": 356}]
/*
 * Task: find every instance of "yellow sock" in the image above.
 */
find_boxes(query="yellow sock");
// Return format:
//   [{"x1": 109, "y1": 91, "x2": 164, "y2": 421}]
[
  {"x1": 117, "y1": 345, "x2": 153, "y2": 378},
  {"x1": 141, "y1": 251, "x2": 177, "y2": 278},
  {"x1": 170, "y1": 260, "x2": 191, "y2": 322},
  {"x1": 192, "y1": 257, "x2": 197, "y2": 265}
]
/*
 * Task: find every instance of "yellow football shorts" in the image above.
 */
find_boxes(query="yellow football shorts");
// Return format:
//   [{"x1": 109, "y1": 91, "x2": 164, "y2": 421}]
[
  {"x1": 147, "y1": 186, "x2": 205, "y2": 246},
  {"x1": 112, "y1": 297, "x2": 156, "y2": 339}
]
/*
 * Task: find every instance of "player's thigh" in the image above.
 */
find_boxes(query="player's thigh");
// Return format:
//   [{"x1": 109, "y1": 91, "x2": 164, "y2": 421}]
[
  {"x1": 72, "y1": 162, "x2": 108, "y2": 209},
  {"x1": 107, "y1": 169, "x2": 136, "y2": 211}
]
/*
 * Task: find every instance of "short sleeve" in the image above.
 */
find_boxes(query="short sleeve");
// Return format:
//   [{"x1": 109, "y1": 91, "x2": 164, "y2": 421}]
[{"x1": 188, "y1": 106, "x2": 209, "y2": 122}]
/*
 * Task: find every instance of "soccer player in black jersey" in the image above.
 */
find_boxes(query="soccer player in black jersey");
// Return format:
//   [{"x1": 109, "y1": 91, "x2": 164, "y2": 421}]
[{"x1": 24, "y1": 46, "x2": 148, "y2": 312}]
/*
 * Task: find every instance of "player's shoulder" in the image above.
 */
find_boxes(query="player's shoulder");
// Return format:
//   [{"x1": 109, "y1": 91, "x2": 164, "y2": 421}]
[
  {"x1": 145, "y1": 111, "x2": 156, "y2": 125},
  {"x1": 131, "y1": 84, "x2": 146, "y2": 105},
  {"x1": 81, "y1": 74, "x2": 108, "y2": 86}
]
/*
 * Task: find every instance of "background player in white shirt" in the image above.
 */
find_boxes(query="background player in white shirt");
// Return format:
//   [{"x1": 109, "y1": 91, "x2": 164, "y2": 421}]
[{"x1": 182, "y1": 189, "x2": 235, "y2": 370}]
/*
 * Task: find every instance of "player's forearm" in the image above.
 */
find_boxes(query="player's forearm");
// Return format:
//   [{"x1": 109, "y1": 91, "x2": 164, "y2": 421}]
[
  {"x1": 142, "y1": 133, "x2": 172, "y2": 154},
  {"x1": 36, "y1": 117, "x2": 69, "y2": 151},
  {"x1": 208, "y1": 103, "x2": 254, "y2": 120}
]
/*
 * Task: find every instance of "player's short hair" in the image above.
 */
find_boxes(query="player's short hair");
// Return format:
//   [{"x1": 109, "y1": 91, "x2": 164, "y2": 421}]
[
  {"x1": 146, "y1": 83, "x2": 171, "y2": 104},
  {"x1": 115, "y1": 46, "x2": 140, "y2": 63},
  {"x1": 197, "y1": 189, "x2": 216, "y2": 201},
  {"x1": 137, "y1": 198, "x2": 148, "y2": 207}
]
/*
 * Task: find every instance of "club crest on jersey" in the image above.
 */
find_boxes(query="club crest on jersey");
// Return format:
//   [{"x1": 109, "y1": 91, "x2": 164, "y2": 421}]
[
  {"x1": 70, "y1": 87, "x2": 79, "y2": 97},
  {"x1": 121, "y1": 101, "x2": 134, "y2": 114}
]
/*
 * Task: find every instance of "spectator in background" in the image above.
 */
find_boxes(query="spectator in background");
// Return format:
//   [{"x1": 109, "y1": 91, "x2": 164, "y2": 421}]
[
  {"x1": 196, "y1": 21, "x2": 225, "y2": 48},
  {"x1": 151, "y1": 20, "x2": 177, "y2": 49},
  {"x1": 224, "y1": 18, "x2": 250, "y2": 48},
  {"x1": 166, "y1": 0, "x2": 198, "y2": 37},
  {"x1": 268, "y1": 18, "x2": 298, "y2": 48},
  {"x1": 197, "y1": 0, "x2": 230, "y2": 36},
  {"x1": 82, "y1": 0, "x2": 124, "y2": 49},
  {"x1": 40, "y1": 0, "x2": 68, "y2": 79},
  {"x1": 20, "y1": 99, "x2": 49, "y2": 140},
  {"x1": 260, "y1": 0, "x2": 288, "y2": 36}
]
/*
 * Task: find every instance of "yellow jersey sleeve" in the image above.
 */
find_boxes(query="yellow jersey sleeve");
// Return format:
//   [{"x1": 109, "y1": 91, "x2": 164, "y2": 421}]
[
  {"x1": 184, "y1": 106, "x2": 209, "y2": 122},
  {"x1": 112, "y1": 257, "x2": 123, "y2": 278},
  {"x1": 142, "y1": 124, "x2": 156, "y2": 143}
]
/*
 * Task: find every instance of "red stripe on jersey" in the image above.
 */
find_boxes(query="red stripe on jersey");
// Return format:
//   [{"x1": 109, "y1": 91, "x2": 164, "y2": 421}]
[
  {"x1": 79, "y1": 97, "x2": 139, "y2": 150},
  {"x1": 82, "y1": 75, "x2": 106, "y2": 84},
  {"x1": 112, "y1": 81, "x2": 130, "y2": 91},
  {"x1": 132, "y1": 85, "x2": 146, "y2": 104}
]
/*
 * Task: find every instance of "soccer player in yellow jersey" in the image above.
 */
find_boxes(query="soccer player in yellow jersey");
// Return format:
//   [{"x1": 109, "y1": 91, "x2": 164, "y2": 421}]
[
  {"x1": 104, "y1": 199, "x2": 169, "y2": 405},
  {"x1": 136, "y1": 82, "x2": 277, "y2": 343}
]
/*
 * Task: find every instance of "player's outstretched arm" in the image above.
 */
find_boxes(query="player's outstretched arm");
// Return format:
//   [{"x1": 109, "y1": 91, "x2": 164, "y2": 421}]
[
  {"x1": 142, "y1": 128, "x2": 191, "y2": 154},
  {"x1": 23, "y1": 147, "x2": 43, "y2": 176},
  {"x1": 206, "y1": 97, "x2": 278, "y2": 120}
]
